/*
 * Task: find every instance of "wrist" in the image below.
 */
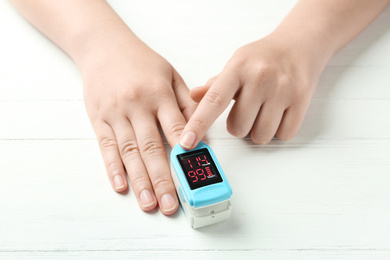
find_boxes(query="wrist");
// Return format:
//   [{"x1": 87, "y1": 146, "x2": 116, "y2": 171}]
[
  {"x1": 71, "y1": 22, "x2": 144, "y2": 73},
  {"x1": 265, "y1": 30, "x2": 334, "y2": 78}
]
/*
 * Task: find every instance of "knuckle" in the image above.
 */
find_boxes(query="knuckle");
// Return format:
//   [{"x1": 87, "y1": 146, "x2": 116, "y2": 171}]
[
  {"x1": 130, "y1": 174, "x2": 149, "y2": 189},
  {"x1": 277, "y1": 74, "x2": 290, "y2": 88},
  {"x1": 204, "y1": 90, "x2": 226, "y2": 108},
  {"x1": 251, "y1": 62, "x2": 277, "y2": 85},
  {"x1": 106, "y1": 83, "x2": 144, "y2": 106},
  {"x1": 100, "y1": 136, "x2": 118, "y2": 150},
  {"x1": 120, "y1": 140, "x2": 140, "y2": 160},
  {"x1": 231, "y1": 46, "x2": 249, "y2": 66},
  {"x1": 149, "y1": 81, "x2": 172, "y2": 100},
  {"x1": 168, "y1": 122, "x2": 185, "y2": 139},
  {"x1": 232, "y1": 46, "x2": 245, "y2": 57},
  {"x1": 152, "y1": 176, "x2": 171, "y2": 192},
  {"x1": 277, "y1": 131, "x2": 295, "y2": 141},
  {"x1": 251, "y1": 132, "x2": 272, "y2": 145},
  {"x1": 276, "y1": 75, "x2": 290, "y2": 92},
  {"x1": 229, "y1": 55, "x2": 246, "y2": 71},
  {"x1": 140, "y1": 138, "x2": 164, "y2": 158},
  {"x1": 102, "y1": 96, "x2": 121, "y2": 111},
  {"x1": 294, "y1": 81, "x2": 312, "y2": 101},
  {"x1": 279, "y1": 75, "x2": 311, "y2": 103},
  {"x1": 277, "y1": 125, "x2": 299, "y2": 141},
  {"x1": 85, "y1": 100, "x2": 102, "y2": 120},
  {"x1": 121, "y1": 86, "x2": 143, "y2": 103},
  {"x1": 227, "y1": 121, "x2": 248, "y2": 138}
]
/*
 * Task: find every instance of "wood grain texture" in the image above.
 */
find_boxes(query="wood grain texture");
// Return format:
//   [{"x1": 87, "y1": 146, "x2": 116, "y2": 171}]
[{"x1": 1, "y1": 0, "x2": 390, "y2": 259}]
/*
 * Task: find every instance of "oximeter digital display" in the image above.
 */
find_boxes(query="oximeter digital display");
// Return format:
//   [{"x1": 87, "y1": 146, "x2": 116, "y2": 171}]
[
  {"x1": 177, "y1": 148, "x2": 223, "y2": 190},
  {"x1": 170, "y1": 142, "x2": 232, "y2": 229}
]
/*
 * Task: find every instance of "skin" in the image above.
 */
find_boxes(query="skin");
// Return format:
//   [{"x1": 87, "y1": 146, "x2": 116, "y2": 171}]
[
  {"x1": 9, "y1": 0, "x2": 197, "y2": 215},
  {"x1": 9, "y1": 0, "x2": 390, "y2": 215},
  {"x1": 180, "y1": 0, "x2": 390, "y2": 150}
]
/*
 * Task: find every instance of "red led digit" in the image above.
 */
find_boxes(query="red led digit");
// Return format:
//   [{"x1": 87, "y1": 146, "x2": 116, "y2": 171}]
[
  {"x1": 187, "y1": 159, "x2": 193, "y2": 168},
  {"x1": 188, "y1": 171, "x2": 198, "y2": 183},
  {"x1": 196, "y1": 169, "x2": 207, "y2": 181},
  {"x1": 196, "y1": 157, "x2": 201, "y2": 166},
  {"x1": 202, "y1": 155, "x2": 209, "y2": 165}
]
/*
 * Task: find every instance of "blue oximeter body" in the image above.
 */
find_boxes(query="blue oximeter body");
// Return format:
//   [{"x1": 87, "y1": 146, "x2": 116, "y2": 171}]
[{"x1": 170, "y1": 142, "x2": 232, "y2": 228}]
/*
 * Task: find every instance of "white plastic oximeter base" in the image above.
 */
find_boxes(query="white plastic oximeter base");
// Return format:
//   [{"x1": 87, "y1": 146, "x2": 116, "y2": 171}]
[
  {"x1": 180, "y1": 194, "x2": 232, "y2": 228},
  {"x1": 171, "y1": 162, "x2": 232, "y2": 229}
]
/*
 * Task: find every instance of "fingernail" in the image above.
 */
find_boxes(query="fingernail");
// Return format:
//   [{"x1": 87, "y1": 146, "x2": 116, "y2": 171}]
[
  {"x1": 161, "y1": 194, "x2": 177, "y2": 213},
  {"x1": 140, "y1": 190, "x2": 155, "y2": 208},
  {"x1": 113, "y1": 175, "x2": 125, "y2": 190},
  {"x1": 180, "y1": 131, "x2": 196, "y2": 149}
]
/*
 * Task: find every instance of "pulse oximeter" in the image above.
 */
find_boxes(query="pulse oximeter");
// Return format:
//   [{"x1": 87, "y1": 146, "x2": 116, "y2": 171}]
[{"x1": 170, "y1": 141, "x2": 232, "y2": 228}]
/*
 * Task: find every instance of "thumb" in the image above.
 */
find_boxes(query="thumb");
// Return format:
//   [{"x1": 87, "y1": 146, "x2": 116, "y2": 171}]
[
  {"x1": 190, "y1": 75, "x2": 218, "y2": 102},
  {"x1": 190, "y1": 85, "x2": 210, "y2": 103}
]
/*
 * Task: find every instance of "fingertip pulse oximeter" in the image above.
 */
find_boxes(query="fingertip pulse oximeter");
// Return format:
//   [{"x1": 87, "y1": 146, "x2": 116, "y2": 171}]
[{"x1": 170, "y1": 141, "x2": 232, "y2": 228}]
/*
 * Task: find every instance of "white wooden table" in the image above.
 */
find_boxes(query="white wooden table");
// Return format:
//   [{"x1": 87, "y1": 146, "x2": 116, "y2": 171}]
[{"x1": 1, "y1": 1, "x2": 390, "y2": 259}]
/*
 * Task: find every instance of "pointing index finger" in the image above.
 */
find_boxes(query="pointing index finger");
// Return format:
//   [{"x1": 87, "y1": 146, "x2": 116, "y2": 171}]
[{"x1": 180, "y1": 71, "x2": 240, "y2": 150}]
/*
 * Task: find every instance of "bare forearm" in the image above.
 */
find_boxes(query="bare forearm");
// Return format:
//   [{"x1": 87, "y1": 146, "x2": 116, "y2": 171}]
[
  {"x1": 271, "y1": 0, "x2": 390, "y2": 73},
  {"x1": 8, "y1": 0, "x2": 141, "y2": 65}
]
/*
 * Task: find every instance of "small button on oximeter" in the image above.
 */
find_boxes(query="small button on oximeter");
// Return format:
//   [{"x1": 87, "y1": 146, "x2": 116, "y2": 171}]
[{"x1": 170, "y1": 141, "x2": 232, "y2": 228}]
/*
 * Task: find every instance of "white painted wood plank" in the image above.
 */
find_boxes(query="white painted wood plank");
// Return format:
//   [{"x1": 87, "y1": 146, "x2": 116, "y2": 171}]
[
  {"x1": 316, "y1": 65, "x2": 390, "y2": 99},
  {"x1": 0, "y1": 101, "x2": 95, "y2": 139},
  {"x1": 1, "y1": 251, "x2": 390, "y2": 260},
  {"x1": 0, "y1": 67, "x2": 83, "y2": 101},
  {"x1": 0, "y1": 139, "x2": 389, "y2": 252}
]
